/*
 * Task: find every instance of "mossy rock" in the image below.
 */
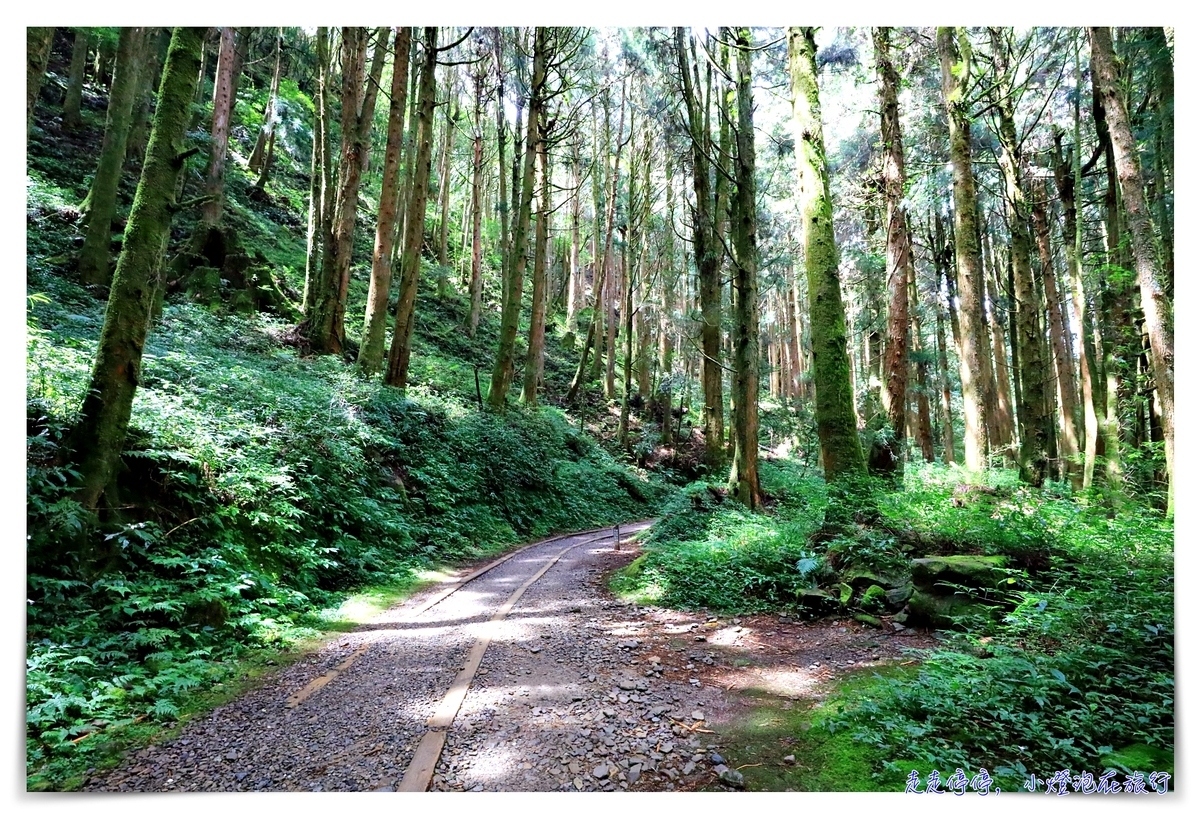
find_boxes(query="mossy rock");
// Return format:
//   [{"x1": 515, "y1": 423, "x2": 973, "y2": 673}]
[
  {"x1": 843, "y1": 569, "x2": 890, "y2": 590},
  {"x1": 860, "y1": 584, "x2": 887, "y2": 612},
  {"x1": 885, "y1": 583, "x2": 912, "y2": 607},
  {"x1": 1100, "y1": 743, "x2": 1174, "y2": 779},
  {"x1": 837, "y1": 582, "x2": 854, "y2": 605},
  {"x1": 797, "y1": 588, "x2": 837, "y2": 613},
  {"x1": 910, "y1": 555, "x2": 1010, "y2": 592},
  {"x1": 853, "y1": 613, "x2": 882, "y2": 628},
  {"x1": 905, "y1": 589, "x2": 1001, "y2": 629}
]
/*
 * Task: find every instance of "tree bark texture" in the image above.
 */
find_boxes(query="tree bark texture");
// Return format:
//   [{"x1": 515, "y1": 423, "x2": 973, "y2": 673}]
[
  {"x1": 71, "y1": 27, "x2": 205, "y2": 515},
  {"x1": 358, "y1": 27, "x2": 412, "y2": 375},
  {"x1": 1089, "y1": 26, "x2": 1174, "y2": 515},
  {"x1": 937, "y1": 27, "x2": 991, "y2": 474},
  {"x1": 789, "y1": 27, "x2": 866, "y2": 481}
]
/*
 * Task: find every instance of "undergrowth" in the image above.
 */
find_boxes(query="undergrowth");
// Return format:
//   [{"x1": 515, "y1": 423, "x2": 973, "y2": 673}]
[
  {"x1": 615, "y1": 459, "x2": 1174, "y2": 791},
  {"x1": 26, "y1": 272, "x2": 667, "y2": 788}
]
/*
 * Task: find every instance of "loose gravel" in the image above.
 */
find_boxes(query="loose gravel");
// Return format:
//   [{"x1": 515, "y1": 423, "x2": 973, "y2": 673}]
[{"x1": 82, "y1": 521, "x2": 930, "y2": 793}]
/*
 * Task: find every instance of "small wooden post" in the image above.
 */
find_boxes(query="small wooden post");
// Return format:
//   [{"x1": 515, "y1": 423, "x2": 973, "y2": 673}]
[{"x1": 614, "y1": 523, "x2": 621, "y2": 551}]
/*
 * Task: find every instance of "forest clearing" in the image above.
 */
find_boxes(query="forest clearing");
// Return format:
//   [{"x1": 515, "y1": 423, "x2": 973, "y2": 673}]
[{"x1": 25, "y1": 25, "x2": 1174, "y2": 794}]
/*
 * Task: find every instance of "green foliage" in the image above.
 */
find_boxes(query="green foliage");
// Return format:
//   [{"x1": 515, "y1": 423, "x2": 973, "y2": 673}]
[
  {"x1": 819, "y1": 474, "x2": 1173, "y2": 791},
  {"x1": 26, "y1": 275, "x2": 667, "y2": 786},
  {"x1": 613, "y1": 461, "x2": 831, "y2": 611}
]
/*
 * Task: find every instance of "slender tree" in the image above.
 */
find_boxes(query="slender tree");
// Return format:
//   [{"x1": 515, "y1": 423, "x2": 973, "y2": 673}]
[
  {"x1": 358, "y1": 27, "x2": 413, "y2": 375},
  {"x1": 63, "y1": 28, "x2": 90, "y2": 131},
  {"x1": 675, "y1": 27, "x2": 725, "y2": 467},
  {"x1": 488, "y1": 26, "x2": 545, "y2": 407},
  {"x1": 77, "y1": 27, "x2": 145, "y2": 287},
  {"x1": 386, "y1": 27, "x2": 441, "y2": 388},
  {"x1": 199, "y1": 28, "x2": 240, "y2": 227},
  {"x1": 727, "y1": 27, "x2": 762, "y2": 507}
]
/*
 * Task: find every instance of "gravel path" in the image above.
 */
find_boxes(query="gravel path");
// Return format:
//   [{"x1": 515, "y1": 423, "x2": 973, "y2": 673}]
[
  {"x1": 84, "y1": 523, "x2": 677, "y2": 792},
  {"x1": 83, "y1": 520, "x2": 924, "y2": 793}
]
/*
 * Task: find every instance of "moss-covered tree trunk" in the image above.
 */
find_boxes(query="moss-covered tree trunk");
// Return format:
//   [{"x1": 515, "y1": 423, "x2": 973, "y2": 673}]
[
  {"x1": 675, "y1": 28, "x2": 725, "y2": 468},
  {"x1": 873, "y1": 27, "x2": 912, "y2": 476},
  {"x1": 1089, "y1": 26, "x2": 1174, "y2": 516},
  {"x1": 63, "y1": 28, "x2": 90, "y2": 131},
  {"x1": 522, "y1": 129, "x2": 552, "y2": 406},
  {"x1": 788, "y1": 27, "x2": 865, "y2": 481},
  {"x1": 78, "y1": 27, "x2": 145, "y2": 287},
  {"x1": 726, "y1": 28, "x2": 762, "y2": 508},
  {"x1": 386, "y1": 27, "x2": 440, "y2": 388},
  {"x1": 487, "y1": 27, "x2": 545, "y2": 408},
  {"x1": 127, "y1": 29, "x2": 170, "y2": 166},
  {"x1": 71, "y1": 27, "x2": 205, "y2": 515},
  {"x1": 357, "y1": 28, "x2": 412, "y2": 375},
  {"x1": 27, "y1": 27, "x2": 54, "y2": 134},
  {"x1": 936, "y1": 27, "x2": 992, "y2": 474}
]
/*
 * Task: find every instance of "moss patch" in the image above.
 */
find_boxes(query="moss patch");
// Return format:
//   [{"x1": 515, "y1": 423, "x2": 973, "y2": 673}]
[{"x1": 712, "y1": 664, "x2": 917, "y2": 791}]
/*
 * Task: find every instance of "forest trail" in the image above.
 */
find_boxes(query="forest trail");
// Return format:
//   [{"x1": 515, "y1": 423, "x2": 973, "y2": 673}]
[{"x1": 82, "y1": 522, "x2": 931, "y2": 793}]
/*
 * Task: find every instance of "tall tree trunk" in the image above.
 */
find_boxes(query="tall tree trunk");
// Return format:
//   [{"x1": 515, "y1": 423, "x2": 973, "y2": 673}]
[
  {"x1": 988, "y1": 28, "x2": 1050, "y2": 486},
  {"x1": 27, "y1": 27, "x2": 54, "y2": 134},
  {"x1": 727, "y1": 28, "x2": 762, "y2": 507},
  {"x1": 873, "y1": 27, "x2": 912, "y2": 476},
  {"x1": 70, "y1": 27, "x2": 205, "y2": 516},
  {"x1": 358, "y1": 28, "x2": 412, "y2": 375},
  {"x1": 1089, "y1": 26, "x2": 1174, "y2": 515},
  {"x1": 487, "y1": 27, "x2": 544, "y2": 408},
  {"x1": 78, "y1": 27, "x2": 145, "y2": 287},
  {"x1": 1053, "y1": 124, "x2": 1100, "y2": 489},
  {"x1": 302, "y1": 27, "x2": 332, "y2": 315},
  {"x1": 199, "y1": 27, "x2": 239, "y2": 226},
  {"x1": 522, "y1": 121, "x2": 552, "y2": 406},
  {"x1": 675, "y1": 28, "x2": 724, "y2": 468},
  {"x1": 63, "y1": 28, "x2": 90, "y2": 131},
  {"x1": 789, "y1": 27, "x2": 866, "y2": 480},
  {"x1": 467, "y1": 58, "x2": 485, "y2": 337},
  {"x1": 937, "y1": 27, "x2": 991, "y2": 474},
  {"x1": 658, "y1": 157, "x2": 678, "y2": 446},
  {"x1": 248, "y1": 29, "x2": 284, "y2": 173},
  {"x1": 980, "y1": 223, "x2": 1017, "y2": 455},
  {"x1": 564, "y1": 129, "x2": 584, "y2": 344},
  {"x1": 309, "y1": 28, "x2": 387, "y2": 355},
  {"x1": 385, "y1": 27, "x2": 440, "y2": 388},
  {"x1": 931, "y1": 215, "x2": 957, "y2": 464},
  {"x1": 436, "y1": 76, "x2": 456, "y2": 277},
  {"x1": 1031, "y1": 185, "x2": 1081, "y2": 487},
  {"x1": 126, "y1": 29, "x2": 170, "y2": 165}
]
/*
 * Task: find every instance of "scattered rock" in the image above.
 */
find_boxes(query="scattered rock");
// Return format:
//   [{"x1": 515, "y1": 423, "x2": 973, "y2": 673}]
[{"x1": 719, "y1": 768, "x2": 746, "y2": 789}]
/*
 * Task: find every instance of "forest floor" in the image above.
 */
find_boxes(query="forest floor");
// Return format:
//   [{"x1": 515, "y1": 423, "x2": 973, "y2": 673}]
[{"x1": 79, "y1": 521, "x2": 936, "y2": 793}]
